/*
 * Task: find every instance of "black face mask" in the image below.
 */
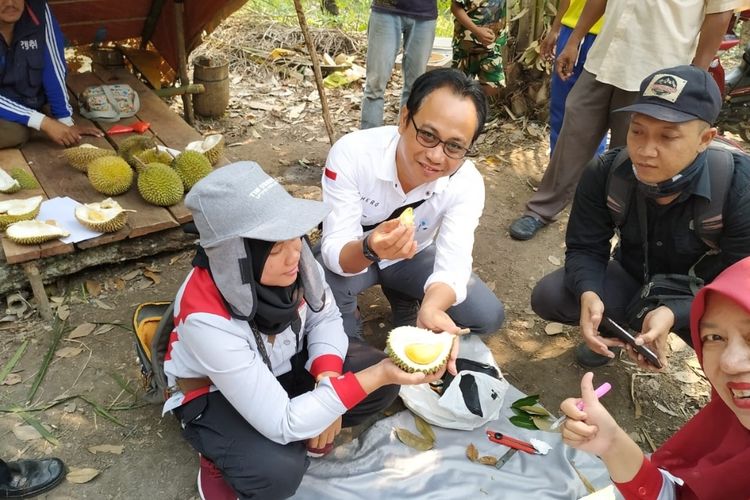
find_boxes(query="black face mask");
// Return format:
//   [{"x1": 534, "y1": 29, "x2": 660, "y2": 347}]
[
  {"x1": 635, "y1": 150, "x2": 707, "y2": 199},
  {"x1": 244, "y1": 238, "x2": 302, "y2": 335}
]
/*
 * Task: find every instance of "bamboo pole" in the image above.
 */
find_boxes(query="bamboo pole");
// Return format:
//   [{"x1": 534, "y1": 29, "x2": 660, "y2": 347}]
[
  {"x1": 292, "y1": 0, "x2": 335, "y2": 146},
  {"x1": 173, "y1": 0, "x2": 194, "y2": 125}
]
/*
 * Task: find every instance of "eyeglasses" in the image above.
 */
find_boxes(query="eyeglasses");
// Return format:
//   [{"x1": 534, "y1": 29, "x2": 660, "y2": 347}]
[{"x1": 409, "y1": 115, "x2": 473, "y2": 159}]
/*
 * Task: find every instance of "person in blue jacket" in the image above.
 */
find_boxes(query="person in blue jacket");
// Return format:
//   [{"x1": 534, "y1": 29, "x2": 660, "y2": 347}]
[{"x1": 0, "y1": 0, "x2": 100, "y2": 148}]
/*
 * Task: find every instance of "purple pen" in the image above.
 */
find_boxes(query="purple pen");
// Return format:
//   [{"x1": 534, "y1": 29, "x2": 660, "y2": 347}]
[{"x1": 550, "y1": 382, "x2": 612, "y2": 430}]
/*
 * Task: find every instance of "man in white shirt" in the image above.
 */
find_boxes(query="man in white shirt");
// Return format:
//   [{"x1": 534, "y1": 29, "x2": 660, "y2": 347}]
[
  {"x1": 320, "y1": 68, "x2": 505, "y2": 341},
  {"x1": 508, "y1": 0, "x2": 745, "y2": 241}
]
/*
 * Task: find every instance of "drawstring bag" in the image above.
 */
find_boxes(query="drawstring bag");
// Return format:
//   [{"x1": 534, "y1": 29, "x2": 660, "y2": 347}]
[
  {"x1": 399, "y1": 335, "x2": 509, "y2": 430},
  {"x1": 79, "y1": 84, "x2": 140, "y2": 122}
]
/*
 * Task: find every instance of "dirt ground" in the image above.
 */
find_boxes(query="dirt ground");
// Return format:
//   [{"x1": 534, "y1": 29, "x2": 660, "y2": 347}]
[{"x1": 1, "y1": 17, "x2": 739, "y2": 500}]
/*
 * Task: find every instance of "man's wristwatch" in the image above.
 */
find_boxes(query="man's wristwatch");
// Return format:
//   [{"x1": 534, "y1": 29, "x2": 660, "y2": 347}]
[{"x1": 362, "y1": 233, "x2": 381, "y2": 263}]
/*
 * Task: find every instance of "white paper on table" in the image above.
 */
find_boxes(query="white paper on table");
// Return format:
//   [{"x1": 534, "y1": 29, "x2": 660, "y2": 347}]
[{"x1": 38, "y1": 197, "x2": 103, "y2": 244}]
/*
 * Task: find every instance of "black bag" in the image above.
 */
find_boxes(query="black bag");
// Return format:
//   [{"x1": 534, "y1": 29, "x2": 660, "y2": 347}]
[{"x1": 625, "y1": 273, "x2": 704, "y2": 330}]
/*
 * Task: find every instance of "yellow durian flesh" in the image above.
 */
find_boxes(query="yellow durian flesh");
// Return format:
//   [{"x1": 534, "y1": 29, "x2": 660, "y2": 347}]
[
  {"x1": 399, "y1": 207, "x2": 415, "y2": 227},
  {"x1": 74, "y1": 198, "x2": 130, "y2": 233},
  {"x1": 386, "y1": 326, "x2": 454, "y2": 374}
]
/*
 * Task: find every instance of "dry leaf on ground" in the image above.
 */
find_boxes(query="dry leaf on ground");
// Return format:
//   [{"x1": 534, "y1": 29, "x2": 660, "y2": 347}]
[
  {"x1": 57, "y1": 305, "x2": 70, "y2": 320},
  {"x1": 414, "y1": 414, "x2": 436, "y2": 443},
  {"x1": 547, "y1": 255, "x2": 561, "y2": 266},
  {"x1": 143, "y1": 270, "x2": 161, "y2": 285},
  {"x1": 93, "y1": 299, "x2": 114, "y2": 310},
  {"x1": 121, "y1": 270, "x2": 141, "y2": 281},
  {"x1": 12, "y1": 424, "x2": 42, "y2": 441},
  {"x1": 55, "y1": 347, "x2": 83, "y2": 358},
  {"x1": 94, "y1": 325, "x2": 114, "y2": 336},
  {"x1": 478, "y1": 456, "x2": 498, "y2": 466},
  {"x1": 85, "y1": 280, "x2": 102, "y2": 296},
  {"x1": 466, "y1": 443, "x2": 479, "y2": 462},
  {"x1": 66, "y1": 468, "x2": 100, "y2": 484},
  {"x1": 544, "y1": 322, "x2": 564, "y2": 335},
  {"x1": 88, "y1": 444, "x2": 124, "y2": 455},
  {"x1": 68, "y1": 323, "x2": 96, "y2": 339}
]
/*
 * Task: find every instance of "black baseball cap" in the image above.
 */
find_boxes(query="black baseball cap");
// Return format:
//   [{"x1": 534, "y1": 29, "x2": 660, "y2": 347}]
[{"x1": 616, "y1": 65, "x2": 721, "y2": 125}]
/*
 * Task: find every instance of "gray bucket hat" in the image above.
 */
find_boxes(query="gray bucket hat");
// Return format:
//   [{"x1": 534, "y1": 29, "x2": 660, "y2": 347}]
[{"x1": 185, "y1": 161, "x2": 330, "y2": 248}]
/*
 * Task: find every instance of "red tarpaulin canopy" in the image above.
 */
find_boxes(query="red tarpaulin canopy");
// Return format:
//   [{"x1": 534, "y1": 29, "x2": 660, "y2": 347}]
[{"x1": 49, "y1": 0, "x2": 247, "y2": 72}]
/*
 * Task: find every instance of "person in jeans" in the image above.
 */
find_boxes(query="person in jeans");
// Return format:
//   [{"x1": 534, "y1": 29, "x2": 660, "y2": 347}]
[
  {"x1": 321, "y1": 69, "x2": 504, "y2": 357},
  {"x1": 165, "y1": 162, "x2": 443, "y2": 499},
  {"x1": 360, "y1": 0, "x2": 437, "y2": 129}
]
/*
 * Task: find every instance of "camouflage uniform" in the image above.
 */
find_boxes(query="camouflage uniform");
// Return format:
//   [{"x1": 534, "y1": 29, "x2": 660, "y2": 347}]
[{"x1": 452, "y1": 0, "x2": 507, "y2": 88}]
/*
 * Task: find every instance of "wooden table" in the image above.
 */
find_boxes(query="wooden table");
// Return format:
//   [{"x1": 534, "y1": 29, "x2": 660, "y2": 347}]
[{"x1": 1, "y1": 67, "x2": 218, "y2": 319}]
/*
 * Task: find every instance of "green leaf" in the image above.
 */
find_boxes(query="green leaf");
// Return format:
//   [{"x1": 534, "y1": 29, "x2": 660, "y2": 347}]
[
  {"x1": 395, "y1": 428, "x2": 434, "y2": 451},
  {"x1": 511, "y1": 394, "x2": 540, "y2": 410},
  {"x1": 413, "y1": 414, "x2": 436, "y2": 443},
  {"x1": 0, "y1": 340, "x2": 28, "y2": 384},
  {"x1": 28, "y1": 318, "x2": 65, "y2": 402},
  {"x1": 509, "y1": 415, "x2": 539, "y2": 430},
  {"x1": 17, "y1": 410, "x2": 59, "y2": 446}
]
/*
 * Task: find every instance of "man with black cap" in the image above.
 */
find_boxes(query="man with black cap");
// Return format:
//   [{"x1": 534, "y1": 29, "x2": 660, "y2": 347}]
[{"x1": 530, "y1": 65, "x2": 750, "y2": 369}]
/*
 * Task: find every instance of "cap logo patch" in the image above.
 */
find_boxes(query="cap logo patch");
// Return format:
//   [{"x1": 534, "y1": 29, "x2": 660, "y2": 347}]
[
  {"x1": 643, "y1": 73, "x2": 688, "y2": 103},
  {"x1": 248, "y1": 177, "x2": 276, "y2": 199}
]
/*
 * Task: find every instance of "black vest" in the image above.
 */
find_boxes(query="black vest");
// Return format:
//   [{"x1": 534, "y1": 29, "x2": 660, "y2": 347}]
[{"x1": 0, "y1": 0, "x2": 48, "y2": 111}]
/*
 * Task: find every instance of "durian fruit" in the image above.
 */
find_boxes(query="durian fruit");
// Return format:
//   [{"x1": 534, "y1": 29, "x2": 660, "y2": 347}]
[
  {"x1": 74, "y1": 198, "x2": 133, "y2": 233},
  {"x1": 10, "y1": 168, "x2": 40, "y2": 189},
  {"x1": 171, "y1": 150, "x2": 212, "y2": 190},
  {"x1": 137, "y1": 163, "x2": 184, "y2": 206},
  {"x1": 117, "y1": 135, "x2": 157, "y2": 168},
  {"x1": 0, "y1": 196, "x2": 43, "y2": 230},
  {"x1": 62, "y1": 144, "x2": 116, "y2": 172},
  {"x1": 0, "y1": 169, "x2": 21, "y2": 194},
  {"x1": 386, "y1": 326, "x2": 454, "y2": 374},
  {"x1": 133, "y1": 148, "x2": 174, "y2": 172},
  {"x1": 185, "y1": 134, "x2": 224, "y2": 166},
  {"x1": 399, "y1": 207, "x2": 415, "y2": 227},
  {"x1": 5, "y1": 220, "x2": 69, "y2": 245},
  {"x1": 87, "y1": 157, "x2": 134, "y2": 196}
]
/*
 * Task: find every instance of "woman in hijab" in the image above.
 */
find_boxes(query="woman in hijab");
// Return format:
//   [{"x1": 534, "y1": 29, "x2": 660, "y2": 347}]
[
  {"x1": 560, "y1": 256, "x2": 750, "y2": 499},
  {"x1": 163, "y1": 162, "x2": 446, "y2": 500}
]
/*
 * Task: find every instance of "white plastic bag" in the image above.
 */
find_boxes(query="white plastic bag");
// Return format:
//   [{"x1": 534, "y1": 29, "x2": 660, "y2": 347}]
[{"x1": 399, "y1": 335, "x2": 509, "y2": 430}]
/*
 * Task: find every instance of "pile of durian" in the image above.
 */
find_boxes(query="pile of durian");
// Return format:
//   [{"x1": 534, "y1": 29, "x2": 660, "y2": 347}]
[
  {"x1": 386, "y1": 326, "x2": 454, "y2": 374},
  {"x1": 0, "y1": 195, "x2": 135, "y2": 245},
  {"x1": 61, "y1": 134, "x2": 223, "y2": 207},
  {"x1": 0, "y1": 167, "x2": 40, "y2": 194}
]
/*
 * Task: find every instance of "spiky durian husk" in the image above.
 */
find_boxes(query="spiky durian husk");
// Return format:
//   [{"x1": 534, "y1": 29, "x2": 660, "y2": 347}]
[
  {"x1": 118, "y1": 136, "x2": 157, "y2": 168},
  {"x1": 172, "y1": 150, "x2": 212, "y2": 190},
  {"x1": 87, "y1": 157, "x2": 134, "y2": 196},
  {"x1": 0, "y1": 205, "x2": 40, "y2": 231},
  {"x1": 10, "y1": 168, "x2": 40, "y2": 189},
  {"x1": 137, "y1": 163, "x2": 184, "y2": 206},
  {"x1": 75, "y1": 209, "x2": 128, "y2": 233},
  {"x1": 62, "y1": 145, "x2": 116, "y2": 172},
  {"x1": 5, "y1": 220, "x2": 70, "y2": 245}
]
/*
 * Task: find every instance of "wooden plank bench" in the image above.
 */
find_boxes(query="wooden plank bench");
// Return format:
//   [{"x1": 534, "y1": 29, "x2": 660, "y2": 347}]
[{"x1": 0, "y1": 66, "x2": 222, "y2": 319}]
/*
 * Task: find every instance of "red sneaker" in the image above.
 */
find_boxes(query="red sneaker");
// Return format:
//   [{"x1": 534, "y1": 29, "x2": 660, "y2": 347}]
[
  {"x1": 197, "y1": 454, "x2": 237, "y2": 500},
  {"x1": 306, "y1": 442, "x2": 334, "y2": 458}
]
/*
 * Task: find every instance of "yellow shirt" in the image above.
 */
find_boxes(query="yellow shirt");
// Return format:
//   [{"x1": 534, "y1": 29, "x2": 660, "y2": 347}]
[
  {"x1": 585, "y1": 0, "x2": 748, "y2": 91},
  {"x1": 561, "y1": 0, "x2": 605, "y2": 34}
]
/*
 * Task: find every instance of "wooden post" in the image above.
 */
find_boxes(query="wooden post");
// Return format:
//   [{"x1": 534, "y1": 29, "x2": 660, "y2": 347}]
[
  {"x1": 174, "y1": 0, "x2": 194, "y2": 125},
  {"x1": 23, "y1": 263, "x2": 52, "y2": 321},
  {"x1": 293, "y1": 0, "x2": 335, "y2": 146}
]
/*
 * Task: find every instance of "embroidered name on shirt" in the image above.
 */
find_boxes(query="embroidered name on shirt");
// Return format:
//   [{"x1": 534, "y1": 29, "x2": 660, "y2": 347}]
[{"x1": 19, "y1": 40, "x2": 39, "y2": 51}]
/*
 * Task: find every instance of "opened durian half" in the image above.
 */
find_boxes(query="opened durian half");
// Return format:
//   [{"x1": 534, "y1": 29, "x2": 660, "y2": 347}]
[
  {"x1": 0, "y1": 169, "x2": 21, "y2": 194},
  {"x1": 75, "y1": 198, "x2": 133, "y2": 233},
  {"x1": 386, "y1": 326, "x2": 454, "y2": 374},
  {"x1": 185, "y1": 134, "x2": 224, "y2": 166},
  {"x1": 0, "y1": 195, "x2": 43, "y2": 230},
  {"x1": 5, "y1": 220, "x2": 70, "y2": 245}
]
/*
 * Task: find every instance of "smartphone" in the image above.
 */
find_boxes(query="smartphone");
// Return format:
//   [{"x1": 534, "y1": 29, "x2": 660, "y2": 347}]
[{"x1": 599, "y1": 316, "x2": 663, "y2": 369}]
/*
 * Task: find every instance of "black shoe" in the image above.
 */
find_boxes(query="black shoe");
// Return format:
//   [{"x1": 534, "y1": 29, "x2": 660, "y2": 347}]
[
  {"x1": 574, "y1": 343, "x2": 621, "y2": 368},
  {"x1": 0, "y1": 458, "x2": 65, "y2": 499},
  {"x1": 509, "y1": 215, "x2": 546, "y2": 241}
]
